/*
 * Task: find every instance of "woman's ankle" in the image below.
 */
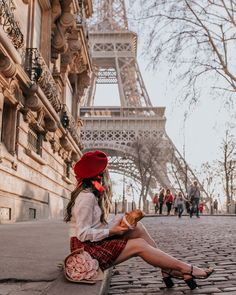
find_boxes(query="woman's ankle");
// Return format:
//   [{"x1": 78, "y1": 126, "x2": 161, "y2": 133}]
[{"x1": 179, "y1": 264, "x2": 191, "y2": 276}]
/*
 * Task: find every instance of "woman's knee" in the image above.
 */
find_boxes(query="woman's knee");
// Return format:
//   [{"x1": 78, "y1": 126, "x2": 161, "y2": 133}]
[
  {"x1": 132, "y1": 237, "x2": 149, "y2": 255},
  {"x1": 134, "y1": 222, "x2": 147, "y2": 236},
  {"x1": 114, "y1": 238, "x2": 148, "y2": 265}
]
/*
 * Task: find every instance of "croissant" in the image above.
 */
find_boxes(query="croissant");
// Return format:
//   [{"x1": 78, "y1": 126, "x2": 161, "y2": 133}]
[{"x1": 120, "y1": 209, "x2": 145, "y2": 229}]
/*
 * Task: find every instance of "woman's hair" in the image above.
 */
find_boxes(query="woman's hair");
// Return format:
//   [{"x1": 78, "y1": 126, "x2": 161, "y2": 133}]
[
  {"x1": 97, "y1": 169, "x2": 113, "y2": 223},
  {"x1": 64, "y1": 169, "x2": 112, "y2": 224}
]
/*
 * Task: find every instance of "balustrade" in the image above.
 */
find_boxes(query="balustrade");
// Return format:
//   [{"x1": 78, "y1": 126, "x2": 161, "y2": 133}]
[
  {"x1": 80, "y1": 106, "x2": 165, "y2": 118},
  {"x1": 0, "y1": 0, "x2": 24, "y2": 49},
  {"x1": 61, "y1": 104, "x2": 81, "y2": 145},
  {"x1": 24, "y1": 48, "x2": 62, "y2": 112}
]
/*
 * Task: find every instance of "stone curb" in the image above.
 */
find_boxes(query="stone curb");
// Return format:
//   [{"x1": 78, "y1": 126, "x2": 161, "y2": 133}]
[
  {"x1": 40, "y1": 269, "x2": 111, "y2": 295},
  {"x1": 144, "y1": 214, "x2": 236, "y2": 217},
  {"x1": 99, "y1": 269, "x2": 113, "y2": 295}
]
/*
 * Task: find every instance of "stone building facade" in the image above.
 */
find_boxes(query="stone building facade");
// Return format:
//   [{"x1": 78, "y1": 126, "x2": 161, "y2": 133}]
[{"x1": 0, "y1": 0, "x2": 93, "y2": 223}]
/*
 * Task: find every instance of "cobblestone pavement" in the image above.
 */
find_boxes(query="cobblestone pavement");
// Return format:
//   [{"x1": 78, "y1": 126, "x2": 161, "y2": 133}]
[{"x1": 108, "y1": 216, "x2": 236, "y2": 295}]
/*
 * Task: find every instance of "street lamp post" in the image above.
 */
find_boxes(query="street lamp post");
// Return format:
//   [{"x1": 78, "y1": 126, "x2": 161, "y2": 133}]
[
  {"x1": 122, "y1": 174, "x2": 125, "y2": 213},
  {"x1": 115, "y1": 200, "x2": 118, "y2": 215},
  {"x1": 210, "y1": 197, "x2": 213, "y2": 215},
  {"x1": 183, "y1": 111, "x2": 188, "y2": 192},
  {"x1": 130, "y1": 183, "x2": 135, "y2": 210}
]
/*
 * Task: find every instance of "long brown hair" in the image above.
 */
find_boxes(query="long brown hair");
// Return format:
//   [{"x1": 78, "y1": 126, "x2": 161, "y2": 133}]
[{"x1": 64, "y1": 169, "x2": 112, "y2": 224}]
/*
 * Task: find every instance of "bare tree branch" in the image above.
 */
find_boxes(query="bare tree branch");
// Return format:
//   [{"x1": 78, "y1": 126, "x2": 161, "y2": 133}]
[{"x1": 131, "y1": 0, "x2": 236, "y2": 104}]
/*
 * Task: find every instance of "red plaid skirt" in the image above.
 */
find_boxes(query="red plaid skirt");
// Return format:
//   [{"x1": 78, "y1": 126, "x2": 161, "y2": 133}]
[{"x1": 70, "y1": 236, "x2": 128, "y2": 271}]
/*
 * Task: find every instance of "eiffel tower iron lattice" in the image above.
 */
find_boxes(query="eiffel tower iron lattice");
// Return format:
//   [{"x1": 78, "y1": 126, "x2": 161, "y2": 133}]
[{"x1": 80, "y1": 0, "x2": 209, "y2": 202}]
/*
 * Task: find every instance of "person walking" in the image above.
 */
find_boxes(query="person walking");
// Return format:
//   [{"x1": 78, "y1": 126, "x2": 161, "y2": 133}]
[
  {"x1": 173, "y1": 194, "x2": 178, "y2": 215},
  {"x1": 153, "y1": 193, "x2": 159, "y2": 214},
  {"x1": 213, "y1": 199, "x2": 218, "y2": 214},
  {"x1": 188, "y1": 181, "x2": 201, "y2": 218},
  {"x1": 176, "y1": 192, "x2": 185, "y2": 218},
  {"x1": 164, "y1": 189, "x2": 173, "y2": 216},
  {"x1": 199, "y1": 199, "x2": 204, "y2": 214},
  {"x1": 185, "y1": 195, "x2": 191, "y2": 214},
  {"x1": 158, "y1": 188, "x2": 165, "y2": 215},
  {"x1": 64, "y1": 150, "x2": 214, "y2": 290}
]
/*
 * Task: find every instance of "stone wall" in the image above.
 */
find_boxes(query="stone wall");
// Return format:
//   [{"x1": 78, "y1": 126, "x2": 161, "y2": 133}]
[{"x1": 0, "y1": 0, "x2": 93, "y2": 223}]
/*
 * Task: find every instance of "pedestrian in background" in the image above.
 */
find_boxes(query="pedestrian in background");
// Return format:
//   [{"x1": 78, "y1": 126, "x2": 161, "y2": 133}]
[
  {"x1": 188, "y1": 181, "x2": 201, "y2": 218},
  {"x1": 153, "y1": 193, "x2": 159, "y2": 214},
  {"x1": 199, "y1": 199, "x2": 203, "y2": 214},
  {"x1": 213, "y1": 199, "x2": 218, "y2": 214},
  {"x1": 173, "y1": 194, "x2": 178, "y2": 215},
  {"x1": 164, "y1": 189, "x2": 173, "y2": 216},
  {"x1": 158, "y1": 188, "x2": 165, "y2": 215},
  {"x1": 176, "y1": 192, "x2": 185, "y2": 218},
  {"x1": 185, "y1": 195, "x2": 191, "y2": 214}
]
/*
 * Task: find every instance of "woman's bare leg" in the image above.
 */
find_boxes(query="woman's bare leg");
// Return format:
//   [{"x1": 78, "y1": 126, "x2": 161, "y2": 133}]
[
  {"x1": 124, "y1": 222, "x2": 157, "y2": 247},
  {"x1": 114, "y1": 238, "x2": 212, "y2": 279},
  {"x1": 124, "y1": 222, "x2": 182, "y2": 277},
  {"x1": 123, "y1": 223, "x2": 182, "y2": 277}
]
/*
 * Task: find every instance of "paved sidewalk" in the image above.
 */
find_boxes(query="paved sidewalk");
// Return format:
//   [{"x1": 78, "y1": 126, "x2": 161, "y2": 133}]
[
  {"x1": 1, "y1": 216, "x2": 236, "y2": 295},
  {"x1": 0, "y1": 220, "x2": 106, "y2": 295},
  {"x1": 108, "y1": 216, "x2": 236, "y2": 295}
]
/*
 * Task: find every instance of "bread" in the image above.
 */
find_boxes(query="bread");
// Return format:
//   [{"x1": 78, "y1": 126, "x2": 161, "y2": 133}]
[{"x1": 120, "y1": 209, "x2": 145, "y2": 229}]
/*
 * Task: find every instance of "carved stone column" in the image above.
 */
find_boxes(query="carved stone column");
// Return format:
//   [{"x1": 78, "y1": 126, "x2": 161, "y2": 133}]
[
  {"x1": 0, "y1": 54, "x2": 16, "y2": 78},
  {"x1": 71, "y1": 150, "x2": 79, "y2": 162},
  {"x1": 60, "y1": 135, "x2": 71, "y2": 151},
  {"x1": 0, "y1": 87, "x2": 4, "y2": 141},
  {"x1": 61, "y1": 30, "x2": 82, "y2": 73},
  {"x1": 77, "y1": 71, "x2": 90, "y2": 103},
  {"x1": 51, "y1": 0, "x2": 75, "y2": 60},
  {"x1": 44, "y1": 116, "x2": 58, "y2": 132},
  {"x1": 25, "y1": 84, "x2": 42, "y2": 112}
]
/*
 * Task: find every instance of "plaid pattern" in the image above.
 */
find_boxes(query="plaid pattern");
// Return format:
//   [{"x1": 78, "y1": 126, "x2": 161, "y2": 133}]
[{"x1": 70, "y1": 236, "x2": 128, "y2": 271}]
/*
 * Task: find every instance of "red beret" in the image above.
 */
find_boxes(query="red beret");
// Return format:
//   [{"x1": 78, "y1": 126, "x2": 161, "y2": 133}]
[{"x1": 74, "y1": 150, "x2": 108, "y2": 179}]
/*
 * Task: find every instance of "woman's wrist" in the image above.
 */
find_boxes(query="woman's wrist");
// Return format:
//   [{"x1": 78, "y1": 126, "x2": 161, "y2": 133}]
[{"x1": 109, "y1": 228, "x2": 115, "y2": 236}]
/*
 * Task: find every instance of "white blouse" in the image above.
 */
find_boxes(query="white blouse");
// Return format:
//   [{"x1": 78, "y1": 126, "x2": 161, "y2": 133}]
[{"x1": 69, "y1": 189, "x2": 118, "y2": 242}]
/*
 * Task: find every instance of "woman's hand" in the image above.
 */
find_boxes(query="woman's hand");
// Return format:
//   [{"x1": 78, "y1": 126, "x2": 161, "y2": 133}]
[{"x1": 109, "y1": 217, "x2": 130, "y2": 236}]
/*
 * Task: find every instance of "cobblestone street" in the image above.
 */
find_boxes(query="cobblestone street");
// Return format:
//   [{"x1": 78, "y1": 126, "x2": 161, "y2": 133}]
[{"x1": 108, "y1": 216, "x2": 236, "y2": 295}]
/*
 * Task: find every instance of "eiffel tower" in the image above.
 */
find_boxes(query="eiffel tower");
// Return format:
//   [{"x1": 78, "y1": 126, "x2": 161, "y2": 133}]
[{"x1": 80, "y1": 0, "x2": 206, "y2": 198}]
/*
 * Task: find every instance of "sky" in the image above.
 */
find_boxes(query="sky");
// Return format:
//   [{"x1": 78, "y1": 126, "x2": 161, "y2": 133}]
[{"x1": 92, "y1": 1, "x2": 235, "y2": 206}]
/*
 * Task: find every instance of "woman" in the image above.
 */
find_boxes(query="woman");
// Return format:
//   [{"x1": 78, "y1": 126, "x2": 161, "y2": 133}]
[
  {"x1": 64, "y1": 150, "x2": 214, "y2": 290},
  {"x1": 158, "y1": 188, "x2": 165, "y2": 214},
  {"x1": 164, "y1": 189, "x2": 173, "y2": 216},
  {"x1": 152, "y1": 193, "x2": 159, "y2": 214},
  {"x1": 173, "y1": 193, "x2": 178, "y2": 215},
  {"x1": 176, "y1": 192, "x2": 185, "y2": 218},
  {"x1": 199, "y1": 199, "x2": 204, "y2": 214}
]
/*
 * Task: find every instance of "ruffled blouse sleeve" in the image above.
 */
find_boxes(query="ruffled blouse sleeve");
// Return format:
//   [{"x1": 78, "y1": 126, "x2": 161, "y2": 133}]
[{"x1": 73, "y1": 192, "x2": 109, "y2": 242}]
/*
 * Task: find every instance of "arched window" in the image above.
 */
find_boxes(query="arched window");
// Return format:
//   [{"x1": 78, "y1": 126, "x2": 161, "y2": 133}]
[
  {"x1": 27, "y1": 127, "x2": 43, "y2": 156},
  {"x1": 1, "y1": 99, "x2": 17, "y2": 155}
]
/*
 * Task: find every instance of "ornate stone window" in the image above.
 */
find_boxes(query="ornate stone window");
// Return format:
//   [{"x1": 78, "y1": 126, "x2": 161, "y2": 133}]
[
  {"x1": 27, "y1": 127, "x2": 43, "y2": 156},
  {"x1": 64, "y1": 160, "x2": 71, "y2": 179},
  {"x1": 0, "y1": 207, "x2": 11, "y2": 221},
  {"x1": 29, "y1": 208, "x2": 36, "y2": 219},
  {"x1": 62, "y1": 160, "x2": 73, "y2": 184},
  {"x1": 1, "y1": 99, "x2": 17, "y2": 155}
]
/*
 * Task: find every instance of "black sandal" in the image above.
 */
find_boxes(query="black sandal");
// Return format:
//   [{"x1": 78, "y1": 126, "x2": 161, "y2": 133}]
[
  {"x1": 185, "y1": 278, "x2": 198, "y2": 290},
  {"x1": 162, "y1": 276, "x2": 174, "y2": 288},
  {"x1": 161, "y1": 269, "x2": 183, "y2": 288},
  {"x1": 182, "y1": 265, "x2": 214, "y2": 290}
]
